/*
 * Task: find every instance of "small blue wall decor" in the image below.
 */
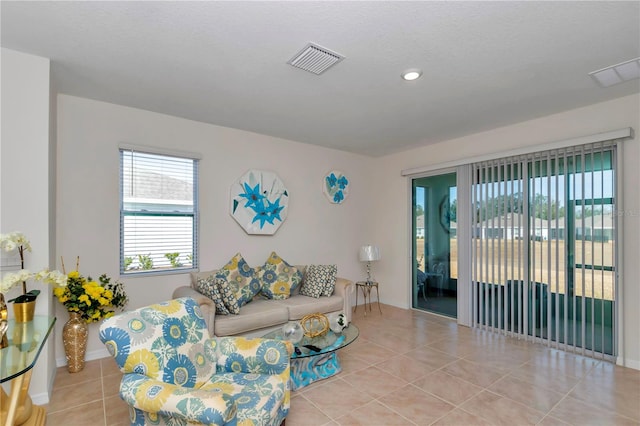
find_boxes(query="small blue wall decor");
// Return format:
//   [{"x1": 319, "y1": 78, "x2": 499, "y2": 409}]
[{"x1": 323, "y1": 170, "x2": 349, "y2": 204}]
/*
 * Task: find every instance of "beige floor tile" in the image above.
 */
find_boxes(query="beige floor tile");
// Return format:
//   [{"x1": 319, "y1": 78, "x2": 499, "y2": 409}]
[
  {"x1": 509, "y1": 361, "x2": 582, "y2": 393},
  {"x1": 48, "y1": 377, "x2": 104, "y2": 413},
  {"x1": 432, "y1": 408, "x2": 493, "y2": 425},
  {"x1": 569, "y1": 378, "x2": 640, "y2": 421},
  {"x1": 342, "y1": 341, "x2": 397, "y2": 365},
  {"x1": 382, "y1": 383, "x2": 455, "y2": 425},
  {"x1": 104, "y1": 394, "x2": 130, "y2": 426},
  {"x1": 413, "y1": 370, "x2": 483, "y2": 406},
  {"x1": 341, "y1": 366, "x2": 408, "y2": 399},
  {"x1": 101, "y1": 357, "x2": 122, "y2": 376},
  {"x1": 360, "y1": 329, "x2": 424, "y2": 353},
  {"x1": 102, "y1": 372, "x2": 123, "y2": 399},
  {"x1": 46, "y1": 400, "x2": 105, "y2": 426},
  {"x1": 489, "y1": 374, "x2": 566, "y2": 414},
  {"x1": 288, "y1": 394, "x2": 334, "y2": 425},
  {"x1": 403, "y1": 345, "x2": 459, "y2": 370},
  {"x1": 338, "y1": 351, "x2": 372, "y2": 375},
  {"x1": 302, "y1": 378, "x2": 374, "y2": 420},
  {"x1": 375, "y1": 354, "x2": 434, "y2": 382},
  {"x1": 549, "y1": 395, "x2": 639, "y2": 426},
  {"x1": 536, "y1": 415, "x2": 573, "y2": 426},
  {"x1": 335, "y1": 400, "x2": 414, "y2": 425},
  {"x1": 527, "y1": 349, "x2": 601, "y2": 379},
  {"x1": 460, "y1": 390, "x2": 546, "y2": 425},
  {"x1": 441, "y1": 359, "x2": 506, "y2": 388},
  {"x1": 52, "y1": 359, "x2": 102, "y2": 389}
]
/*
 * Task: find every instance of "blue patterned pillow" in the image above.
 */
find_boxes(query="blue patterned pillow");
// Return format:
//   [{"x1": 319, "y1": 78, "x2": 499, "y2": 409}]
[
  {"x1": 195, "y1": 276, "x2": 240, "y2": 315},
  {"x1": 216, "y1": 253, "x2": 261, "y2": 307},
  {"x1": 196, "y1": 275, "x2": 228, "y2": 314},
  {"x1": 258, "y1": 252, "x2": 303, "y2": 299}
]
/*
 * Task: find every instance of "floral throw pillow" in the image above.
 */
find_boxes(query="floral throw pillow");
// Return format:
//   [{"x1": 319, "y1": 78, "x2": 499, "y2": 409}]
[
  {"x1": 258, "y1": 251, "x2": 303, "y2": 299},
  {"x1": 216, "y1": 253, "x2": 261, "y2": 307},
  {"x1": 300, "y1": 264, "x2": 337, "y2": 298}
]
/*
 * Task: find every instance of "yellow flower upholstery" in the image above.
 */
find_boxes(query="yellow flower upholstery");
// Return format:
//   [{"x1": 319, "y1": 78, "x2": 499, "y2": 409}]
[{"x1": 99, "y1": 297, "x2": 291, "y2": 426}]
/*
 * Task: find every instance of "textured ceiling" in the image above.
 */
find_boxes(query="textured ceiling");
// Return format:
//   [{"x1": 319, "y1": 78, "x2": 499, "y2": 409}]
[{"x1": 2, "y1": 1, "x2": 639, "y2": 157}]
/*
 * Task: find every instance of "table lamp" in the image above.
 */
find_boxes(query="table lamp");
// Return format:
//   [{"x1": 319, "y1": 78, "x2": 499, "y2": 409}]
[{"x1": 359, "y1": 245, "x2": 380, "y2": 283}]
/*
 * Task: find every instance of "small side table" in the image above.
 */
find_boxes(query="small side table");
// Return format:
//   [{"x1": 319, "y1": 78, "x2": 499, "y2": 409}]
[{"x1": 354, "y1": 281, "x2": 382, "y2": 315}]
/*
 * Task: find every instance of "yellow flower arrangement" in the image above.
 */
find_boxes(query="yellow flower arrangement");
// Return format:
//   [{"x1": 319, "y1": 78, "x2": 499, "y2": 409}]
[{"x1": 54, "y1": 270, "x2": 128, "y2": 323}]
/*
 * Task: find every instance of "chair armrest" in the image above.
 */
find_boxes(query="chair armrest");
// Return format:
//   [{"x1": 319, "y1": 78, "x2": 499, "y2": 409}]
[
  {"x1": 172, "y1": 286, "x2": 216, "y2": 336},
  {"x1": 120, "y1": 373, "x2": 235, "y2": 424},
  {"x1": 214, "y1": 337, "x2": 291, "y2": 375},
  {"x1": 333, "y1": 277, "x2": 355, "y2": 324}
]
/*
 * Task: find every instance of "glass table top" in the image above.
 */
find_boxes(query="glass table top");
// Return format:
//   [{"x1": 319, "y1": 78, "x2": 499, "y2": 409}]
[
  {"x1": 263, "y1": 324, "x2": 359, "y2": 359},
  {"x1": 0, "y1": 316, "x2": 56, "y2": 383}
]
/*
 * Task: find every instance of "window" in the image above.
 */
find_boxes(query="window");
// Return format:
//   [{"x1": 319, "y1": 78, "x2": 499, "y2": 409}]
[{"x1": 120, "y1": 148, "x2": 199, "y2": 275}]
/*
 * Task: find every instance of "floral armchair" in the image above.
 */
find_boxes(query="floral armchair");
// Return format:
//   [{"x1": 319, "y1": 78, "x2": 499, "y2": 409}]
[{"x1": 99, "y1": 297, "x2": 291, "y2": 426}]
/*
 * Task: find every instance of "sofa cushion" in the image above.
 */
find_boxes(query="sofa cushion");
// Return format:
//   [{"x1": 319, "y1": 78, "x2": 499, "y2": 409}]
[
  {"x1": 217, "y1": 253, "x2": 261, "y2": 307},
  {"x1": 278, "y1": 294, "x2": 344, "y2": 320},
  {"x1": 258, "y1": 252, "x2": 303, "y2": 299},
  {"x1": 214, "y1": 299, "x2": 289, "y2": 337},
  {"x1": 299, "y1": 264, "x2": 337, "y2": 298}
]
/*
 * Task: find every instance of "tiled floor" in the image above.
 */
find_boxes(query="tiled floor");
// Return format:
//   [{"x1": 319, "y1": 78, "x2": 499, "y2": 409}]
[{"x1": 46, "y1": 304, "x2": 640, "y2": 425}]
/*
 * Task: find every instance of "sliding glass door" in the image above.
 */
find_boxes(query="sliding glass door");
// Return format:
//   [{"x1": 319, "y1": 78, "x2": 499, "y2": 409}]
[{"x1": 412, "y1": 172, "x2": 457, "y2": 317}]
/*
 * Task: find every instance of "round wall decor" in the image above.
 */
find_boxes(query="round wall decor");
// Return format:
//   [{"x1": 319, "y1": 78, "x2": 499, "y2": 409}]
[{"x1": 323, "y1": 170, "x2": 349, "y2": 204}]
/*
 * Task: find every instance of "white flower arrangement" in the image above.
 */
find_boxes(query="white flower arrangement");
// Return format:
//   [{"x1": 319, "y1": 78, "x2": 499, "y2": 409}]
[{"x1": 0, "y1": 232, "x2": 67, "y2": 302}]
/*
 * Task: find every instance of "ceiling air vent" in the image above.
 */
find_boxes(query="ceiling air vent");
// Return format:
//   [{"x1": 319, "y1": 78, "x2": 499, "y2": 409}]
[{"x1": 287, "y1": 43, "x2": 344, "y2": 75}]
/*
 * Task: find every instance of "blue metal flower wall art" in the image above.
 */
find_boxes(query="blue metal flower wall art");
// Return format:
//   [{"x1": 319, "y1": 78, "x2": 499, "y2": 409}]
[
  {"x1": 323, "y1": 170, "x2": 349, "y2": 204},
  {"x1": 230, "y1": 170, "x2": 289, "y2": 235}
]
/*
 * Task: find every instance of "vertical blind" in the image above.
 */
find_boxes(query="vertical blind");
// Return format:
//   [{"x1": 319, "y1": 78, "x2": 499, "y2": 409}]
[
  {"x1": 471, "y1": 141, "x2": 617, "y2": 360},
  {"x1": 120, "y1": 148, "x2": 199, "y2": 274}
]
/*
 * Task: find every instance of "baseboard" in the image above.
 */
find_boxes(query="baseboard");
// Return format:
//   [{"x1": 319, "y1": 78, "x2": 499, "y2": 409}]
[
  {"x1": 56, "y1": 347, "x2": 110, "y2": 368},
  {"x1": 31, "y1": 391, "x2": 50, "y2": 406},
  {"x1": 616, "y1": 356, "x2": 640, "y2": 370}
]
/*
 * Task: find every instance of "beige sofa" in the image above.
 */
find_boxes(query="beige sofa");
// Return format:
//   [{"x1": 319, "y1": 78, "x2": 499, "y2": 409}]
[{"x1": 172, "y1": 268, "x2": 354, "y2": 337}]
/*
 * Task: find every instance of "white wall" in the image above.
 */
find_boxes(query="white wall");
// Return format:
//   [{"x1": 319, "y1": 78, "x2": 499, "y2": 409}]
[
  {"x1": 1, "y1": 48, "x2": 54, "y2": 403},
  {"x1": 55, "y1": 94, "x2": 371, "y2": 362},
  {"x1": 371, "y1": 93, "x2": 640, "y2": 369}
]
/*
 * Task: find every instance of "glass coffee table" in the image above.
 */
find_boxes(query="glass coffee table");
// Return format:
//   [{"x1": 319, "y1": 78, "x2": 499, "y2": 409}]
[{"x1": 263, "y1": 324, "x2": 359, "y2": 390}]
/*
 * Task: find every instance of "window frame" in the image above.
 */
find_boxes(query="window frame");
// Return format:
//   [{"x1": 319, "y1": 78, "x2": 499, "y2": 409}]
[{"x1": 119, "y1": 146, "x2": 200, "y2": 276}]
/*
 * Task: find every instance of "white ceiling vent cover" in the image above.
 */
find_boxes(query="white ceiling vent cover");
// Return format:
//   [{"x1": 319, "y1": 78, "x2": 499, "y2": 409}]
[{"x1": 288, "y1": 43, "x2": 344, "y2": 75}]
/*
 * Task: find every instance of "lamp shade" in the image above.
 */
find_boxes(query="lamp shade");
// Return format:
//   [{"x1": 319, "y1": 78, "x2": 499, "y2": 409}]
[{"x1": 359, "y1": 245, "x2": 381, "y2": 262}]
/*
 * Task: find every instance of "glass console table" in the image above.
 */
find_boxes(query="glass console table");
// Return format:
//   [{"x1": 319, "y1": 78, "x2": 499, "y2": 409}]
[{"x1": 1, "y1": 316, "x2": 56, "y2": 426}]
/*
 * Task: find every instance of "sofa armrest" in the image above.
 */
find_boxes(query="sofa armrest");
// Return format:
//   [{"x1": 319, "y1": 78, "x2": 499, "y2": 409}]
[
  {"x1": 172, "y1": 286, "x2": 216, "y2": 336},
  {"x1": 333, "y1": 277, "x2": 355, "y2": 324}
]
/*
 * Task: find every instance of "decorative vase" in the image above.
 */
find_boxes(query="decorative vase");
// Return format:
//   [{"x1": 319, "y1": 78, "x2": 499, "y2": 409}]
[
  {"x1": 63, "y1": 312, "x2": 88, "y2": 373},
  {"x1": 13, "y1": 300, "x2": 36, "y2": 322}
]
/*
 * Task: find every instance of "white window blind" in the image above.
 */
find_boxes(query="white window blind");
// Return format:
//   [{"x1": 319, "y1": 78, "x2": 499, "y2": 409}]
[
  {"x1": 120, "y1": 148, "x2": 199, "y2": 275},
  {"x1": 471, "y1": 141, "x2": 617, "y2": 360}
]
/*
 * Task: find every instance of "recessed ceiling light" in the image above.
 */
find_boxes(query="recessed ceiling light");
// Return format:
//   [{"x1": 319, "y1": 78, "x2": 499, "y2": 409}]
[{"x1": 402, "y1": 69, "x2": 422, "y2": 81}]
